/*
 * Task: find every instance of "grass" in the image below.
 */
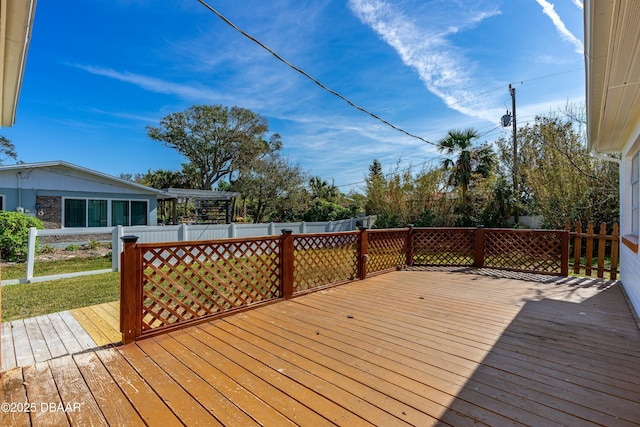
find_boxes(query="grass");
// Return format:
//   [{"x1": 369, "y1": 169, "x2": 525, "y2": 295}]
[
  {"x1": 1, "y1": 271, "x2": 119, "y2": 322},
  {"x1": 1, "y1": 255, "x2": 112, "y2": 281}
]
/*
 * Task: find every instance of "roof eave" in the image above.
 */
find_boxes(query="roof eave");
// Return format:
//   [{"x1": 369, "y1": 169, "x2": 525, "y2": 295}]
[{"x1": 1, "y1": 0, "x2": 37, "y2": 128}]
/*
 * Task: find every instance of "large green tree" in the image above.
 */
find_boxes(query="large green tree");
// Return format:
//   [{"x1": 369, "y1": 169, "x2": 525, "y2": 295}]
[
  {"x1": 135, "y1": 169, "x2": 186, "y2": 189},
  {"x1": 0, "y1": 136, "x2": 17, "y2": 165},
  {"x1": 364, "y1": 159, "x2": 387, "y2": 216},
  {"x1": 146, "y1": 105, "x2": 281, "y2": 190},
  {"x1": 233, "y1": 152, "x2": 308, "y2": 223},
  {"x1": 304, "y1": 176, "x2": 352, "y2": 222},
  {"x1": 497, "y1": 114, "x2": 619, "y2": 228}
]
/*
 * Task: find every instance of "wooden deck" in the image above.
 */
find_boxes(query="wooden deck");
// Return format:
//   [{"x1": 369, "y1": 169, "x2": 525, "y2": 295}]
[
  {"x1": 2, "y1": 269, "x2": 640, "y2": 426},
  {"x1": 1, "y1": 302, "x2": 120, "y2": 371}
]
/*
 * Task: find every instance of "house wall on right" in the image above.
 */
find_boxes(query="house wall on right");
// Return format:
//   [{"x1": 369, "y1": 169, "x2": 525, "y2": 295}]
[{"x1": 620, "y1": 130, "x2": 640, "y2": 318}]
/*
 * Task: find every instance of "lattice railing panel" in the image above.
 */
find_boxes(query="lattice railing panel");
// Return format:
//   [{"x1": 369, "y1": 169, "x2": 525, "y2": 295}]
[
  {"x1": 139, "y1": 237, "x2": 281, "y2": 333},
  {"x1": 413, "y1": 228, "x2": 475, "y2": 266},
  {"x1": 293, "y1": 232, "x2": 358, "y2": 292},
  {"x1": 484, "y1": 230, "x2": 562, "y2": 274},
  {"x1": 367, "y1": 229, "x2": 409, "y2": 274}
]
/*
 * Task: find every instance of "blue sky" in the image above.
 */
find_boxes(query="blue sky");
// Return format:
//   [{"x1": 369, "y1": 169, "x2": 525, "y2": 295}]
[{"x1": 4, "y1": 0, "x2": 586, "y2": 193}]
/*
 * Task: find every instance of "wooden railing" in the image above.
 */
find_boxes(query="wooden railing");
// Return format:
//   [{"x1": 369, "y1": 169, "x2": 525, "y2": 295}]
[
  {"x1": 565, "y1": 221, "x2": 620, "y2": 280},
  {"x1": 120, "y1": 226, "x2": 570, "y2": 343}
]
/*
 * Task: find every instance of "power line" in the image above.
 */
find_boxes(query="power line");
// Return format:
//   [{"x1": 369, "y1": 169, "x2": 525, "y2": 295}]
[
  {"x1": 510, "y1": 68, "x2": 583, "y2": 86},
  {"x1": 196, "y1": 0, "x2": 437, "y2": 146},
  {"x1": 196, "y1": 1, "x2": 586, "y2": 190}
]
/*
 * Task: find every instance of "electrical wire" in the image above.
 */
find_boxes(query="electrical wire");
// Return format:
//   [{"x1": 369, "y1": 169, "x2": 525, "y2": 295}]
[
  {"x1": 195, "y1": 1, "x2": 586, "y2": 189},
  {"x1": 196, "y1": 0, "x2": 437, "y2": 146}
]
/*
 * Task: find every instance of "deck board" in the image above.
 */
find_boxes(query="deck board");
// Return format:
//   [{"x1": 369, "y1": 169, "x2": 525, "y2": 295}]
[
  {"x1": 1, "y1": 322, "x2": 16, "y2": 369},
  {"x1": 2, "y1": 270, "x2": 640, "y2": 426},
  {"x1": 136, "y1": 338, "x2": 260, "y2": 426},
  {"x1": 23, "y1": 362, "x2": 70, "y2": 427},
  {"x1": 72, "y1": 351, "x2": 145, "y2": 427},
  {"x1": 69, "y1": 303, "x2": 120, "y2": 346},
  {"x1": 34, "y1": 315, "x2": 68, "y2": 359},
  {"x1": 22, "y1": 318, "x2": 51, "y2": 363},
  {"x1": 0, "y1": 309, "x2": 106, "y2": 371}
]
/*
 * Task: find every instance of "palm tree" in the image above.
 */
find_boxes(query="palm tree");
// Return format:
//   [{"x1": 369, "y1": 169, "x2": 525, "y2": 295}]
[{"x1": 437, "y1": 128, "x2": 496, "y2": 203}]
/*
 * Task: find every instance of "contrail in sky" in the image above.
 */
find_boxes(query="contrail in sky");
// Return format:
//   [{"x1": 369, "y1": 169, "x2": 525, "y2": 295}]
[{"x1": 536, "y1": 0, "x2": 584, "y2": 53}]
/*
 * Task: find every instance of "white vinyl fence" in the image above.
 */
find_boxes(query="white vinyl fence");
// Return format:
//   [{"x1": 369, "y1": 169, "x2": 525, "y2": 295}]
[{"x1": 10, "y1": 216, "x2": 376, "y2": 284}]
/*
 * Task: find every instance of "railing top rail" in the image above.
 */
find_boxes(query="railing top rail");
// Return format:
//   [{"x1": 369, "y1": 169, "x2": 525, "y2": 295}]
[
  {"x1": 35, "y1": 227, "x2": 115, "y2": 236},
  {"x1": 568, "y1": 231, "x2": 619, "y2": 239},
  {"x1": 483, "y1": 228, "x2": 568, "y2": 234},
  {"x1": 133, "y1": 234, "x2": 282, "y2": 248},
  {"x1": 367, "y1": 227, "x2": 411, "y2": 233},
  {"x1": 291, "y1": 230, "x2": 360, "y2": 238},
  {"x1": 413, "y1": 226, "x2": 476, "y2": 231}
]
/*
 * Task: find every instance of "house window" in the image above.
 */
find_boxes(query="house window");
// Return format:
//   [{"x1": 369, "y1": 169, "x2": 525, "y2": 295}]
[
  {"x1": 64, "y1": 199, "x2": 87, "y2": 227},
  {"x1": 131, "y1": 201, "x2": 148, "y2": 225},
  {"x1": 88, "y1": 199, "x2": 108, "y2": 227},
  {"x1": 0, "y1": 195, "x2": 4, "y2": 211},
  {"x1": 64, "y1": 198, "x2": 148, "y2": 227},
  {"x1": 111, "y1": 200, "x2": 148, "y2": 226},
  {"x1": 112, "y1": 200, "x2": 130, "y2": 226},
  {"x1": 632, "y1": 152, "x2": 639, "y2": 236}
]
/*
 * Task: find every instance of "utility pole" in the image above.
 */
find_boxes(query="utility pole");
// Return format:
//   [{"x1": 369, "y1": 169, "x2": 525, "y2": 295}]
[{"x1": 510, "y1": 84, "x2": 519, "y2": 224}]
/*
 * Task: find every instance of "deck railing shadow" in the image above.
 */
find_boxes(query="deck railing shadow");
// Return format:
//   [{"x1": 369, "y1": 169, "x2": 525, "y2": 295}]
[
  {"x1": 120, "y1": 226, "x2": 570, "y2": 343},
  {"x1": 434, "y1": 285, "x2": 639, "y2": 426}
]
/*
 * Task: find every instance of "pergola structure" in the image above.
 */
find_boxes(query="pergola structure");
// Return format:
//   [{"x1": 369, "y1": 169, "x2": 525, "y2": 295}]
[{"x1": 160, "y1": 188, "x2": 240, "y2": 224}]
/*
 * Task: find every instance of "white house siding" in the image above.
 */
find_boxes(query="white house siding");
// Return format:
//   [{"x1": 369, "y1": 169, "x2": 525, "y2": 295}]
[
  {"x1": 620, "y1": 129, "x2": 640, "y2": 319},
  {"x1": 621, "y1": 246, "x2": 640, "y2": 320}
]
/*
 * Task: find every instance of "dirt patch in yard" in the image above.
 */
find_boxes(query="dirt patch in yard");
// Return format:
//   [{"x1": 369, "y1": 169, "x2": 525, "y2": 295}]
[{"x1": 34, "y1": 245, "x2": 113, "y2": 263}]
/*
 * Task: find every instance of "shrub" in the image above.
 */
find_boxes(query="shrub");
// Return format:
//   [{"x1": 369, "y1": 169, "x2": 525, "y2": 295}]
[
  {"x1": 37, "y1": 244, "x2": 56, "y2": 254},
  {"x1": 87, "y1": 239, "x2": 100, "y2": 249},
  {"x1": 65, "y1": 244, "x2": 80, "y2": 252},
  {"x1": 0, "y1": 212, "x2": 44, "y2": 262}
]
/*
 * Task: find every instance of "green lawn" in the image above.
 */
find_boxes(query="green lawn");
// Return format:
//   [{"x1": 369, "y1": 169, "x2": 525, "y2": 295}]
[
  {"x1": 1, "y1": 255, "x2": 113, "y2": 281},
  {"x1": 2, "y1": 257, "x2": 119, "y2": 322}
]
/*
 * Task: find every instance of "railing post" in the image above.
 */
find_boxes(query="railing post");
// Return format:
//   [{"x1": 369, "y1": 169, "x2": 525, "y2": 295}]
[
  {"x1": 281, "y1": 230, "x2": 294, "y2": 299},
  {"x1": 611, "y1": 224, "x2": 619, "y2": 280},
  {"x1": 573, "y1": 221, "x2": 582, "y2": 274},
  {"x1": 120, "y1": 235, "x2": 140, "y2": 344},
  {"x1": 560, "y1": 229, "x2": 570, "y2": 277},
  {"x1": 473, "y1": 226, "x2": 485, "y2": 268},
  {"x1": 586, "y1": 222, "x2": 594, "y2": 276},
  {"x1": 113, "y1": 225, "x2": 124, "y2": 271},
  {"x1": 405, "y1": 224, "x2": 415, "y2": 267},
  {"x1": 179, "y1": 223, "x2": 188, "y2": 241},
  {"x1": 358, "y1": 226, "x2": 369, "y2": 280},
  {"x1": 597, "y1": 223, "x2": 607, "y2": 278},
  {"x1": 26, "y1": 227, "x2": 37, "y2": 282}
]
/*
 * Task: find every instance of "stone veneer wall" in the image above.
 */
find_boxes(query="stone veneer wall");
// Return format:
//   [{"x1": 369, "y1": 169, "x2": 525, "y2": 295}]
[{"x1": 36, "y1": 195, "x2": 62, "y2": 229}]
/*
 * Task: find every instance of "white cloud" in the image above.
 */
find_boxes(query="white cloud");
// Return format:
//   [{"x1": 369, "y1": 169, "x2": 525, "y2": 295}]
[
  {"x1": 535, "y1": 0, "x2": 584, "y2": 53},
  {"x1": 347, "y1": 0, "x2": 502, "y2": 122},
  {"x1": 72, "y1": 64, "x2": 225, "y2": 102},
  {"x1": 570, "y1": 0, "x2": 583, "y2": 10}
]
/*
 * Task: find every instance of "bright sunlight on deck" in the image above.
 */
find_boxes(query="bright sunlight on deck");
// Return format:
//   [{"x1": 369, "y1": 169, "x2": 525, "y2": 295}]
[{"x1": 2, "y1": 269, "x2": 639, "y2": 426}]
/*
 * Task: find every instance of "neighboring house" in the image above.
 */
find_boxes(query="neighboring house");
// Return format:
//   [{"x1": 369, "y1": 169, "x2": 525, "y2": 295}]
[
  {"x1": 585, "y1": 1, "x2": 640, "y2": 318},
  {"x1": 0, "y1": 161, "x2": 171, "y2": 228}
]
